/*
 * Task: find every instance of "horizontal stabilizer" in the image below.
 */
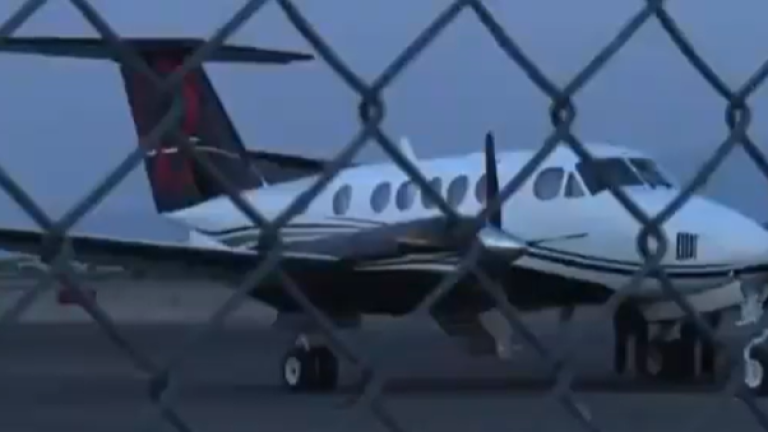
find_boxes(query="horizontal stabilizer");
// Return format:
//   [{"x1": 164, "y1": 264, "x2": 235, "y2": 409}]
[{"x1": 0, "y1": 37, "x2": 313, "y2": 64}]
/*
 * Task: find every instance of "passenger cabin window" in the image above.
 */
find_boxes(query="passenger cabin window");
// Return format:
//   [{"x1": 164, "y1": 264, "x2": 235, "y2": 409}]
[
  {"x1": 421, "y1": 177, "x2": 443, "y2": 209},
  {"x1": 447, "y1": 175, "x2": 470, "y2": 209},
  {"x1": 333, "y1": 184, "x2": 352, "y2": 215},
  {"x1": 371, "y1": 182, "x2": 392, "y2": 213},
  {"x1": 533, "y1": 167, "x2": 565, "y2": 200},
  {"x1": 396, "y1": 181, "x2": 417, "y2": 210},
  {"x1": 564, "y1": 173, "x2": 585, "y2": 198},
  {"x1": 475, "y1": 174, "x2": 487, "y2": 204},
  {"x1": 628, "y1": 158, "x2": 673, "y2": 189}
]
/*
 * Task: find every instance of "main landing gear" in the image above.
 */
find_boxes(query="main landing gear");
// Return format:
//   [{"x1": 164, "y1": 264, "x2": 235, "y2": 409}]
[
  {"x1": 613, "y1": 303, "x2": 768, "y2": 394},
  {"x1": 281, "y1": 334, "x2": 339, "y2": 392}
]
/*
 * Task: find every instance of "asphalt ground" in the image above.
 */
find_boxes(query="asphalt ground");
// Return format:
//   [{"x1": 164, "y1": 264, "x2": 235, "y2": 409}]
[{"x1": 1, "y1": 309, "x2": 768, "y2": 432}]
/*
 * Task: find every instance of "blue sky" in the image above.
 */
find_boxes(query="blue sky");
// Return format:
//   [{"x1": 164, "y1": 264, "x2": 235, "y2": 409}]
[{"x1": 0, "y1": 0, "x2": 766, "y2": 242}]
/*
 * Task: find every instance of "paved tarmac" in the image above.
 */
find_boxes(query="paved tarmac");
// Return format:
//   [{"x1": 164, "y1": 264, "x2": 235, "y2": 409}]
[{"x1": 1, "y1": 314, "x2": 768, "y2": 432}]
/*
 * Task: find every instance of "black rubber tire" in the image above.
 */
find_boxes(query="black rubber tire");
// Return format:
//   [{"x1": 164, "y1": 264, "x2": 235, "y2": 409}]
[{"x1": 311, "y1": 347, "x2": 339, "y2": 392}]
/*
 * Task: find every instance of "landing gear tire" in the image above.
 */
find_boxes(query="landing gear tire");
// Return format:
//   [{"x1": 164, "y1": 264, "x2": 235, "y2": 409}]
[
  {"x1": 281, "y1": 346, "x2": 339, "y2": 392},
  {"x1": 613, "y1": 303, "x2": 649, "y2": 377},
  {"x1": 647, "y1": 339, "x2": 694, "y2": 383}
]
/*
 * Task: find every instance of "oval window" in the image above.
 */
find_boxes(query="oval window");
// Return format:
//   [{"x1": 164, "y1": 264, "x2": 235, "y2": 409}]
[
  {"x1": 333, "y1": 184, "x2": 353, "y2": 215},
  {"x1": 370, "y1": 182, "x2": 392, "y2": 213},
  {"x1": 421, "y1": 177, "x2": 443, "y2": 209},
  {"x1": 475, "y1": 174, "x2": 487, "y2": 204},
  {"x1": 396, "y1": 181, "x2": 417, "y2": 210},
  {"x1": 447, "y1": 175, "x2": 470, "y2": 209},
  {"x1": 533, "y1": 167, "x2": 565, "y2": 201}
]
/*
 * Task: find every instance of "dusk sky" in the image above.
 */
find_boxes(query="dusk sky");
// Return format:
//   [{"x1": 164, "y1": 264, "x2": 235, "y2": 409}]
[{"x1": 0, "y1": 0, "x2": 766, "y2": 242}]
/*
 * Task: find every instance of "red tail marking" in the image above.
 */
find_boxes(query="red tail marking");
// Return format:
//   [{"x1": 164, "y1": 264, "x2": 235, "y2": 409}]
[
  {"x1": 142, "y1": 56, "x2": 201, "y2": 195},
  {"x1": 153, "y1": 57, "x2": 201, "y2": 137}
]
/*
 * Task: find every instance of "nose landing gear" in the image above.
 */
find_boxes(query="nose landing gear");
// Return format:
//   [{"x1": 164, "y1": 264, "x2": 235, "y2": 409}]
[{"x1": 613, "y1": 303, "x2": 720, "y2": 385}]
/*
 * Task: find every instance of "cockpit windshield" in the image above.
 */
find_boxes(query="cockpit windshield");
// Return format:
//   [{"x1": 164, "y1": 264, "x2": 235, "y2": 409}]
[
  {"x1": 628, "y1": 158, "x2": 673, "y2": 189},
  {"x1": 575, "y1": 157, "x2": 673, "y2": 195}
]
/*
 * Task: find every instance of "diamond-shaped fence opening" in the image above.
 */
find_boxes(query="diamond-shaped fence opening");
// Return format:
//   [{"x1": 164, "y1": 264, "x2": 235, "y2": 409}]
[{"x1": 1, "y1": 1, "x2": 768, "y2": 432}]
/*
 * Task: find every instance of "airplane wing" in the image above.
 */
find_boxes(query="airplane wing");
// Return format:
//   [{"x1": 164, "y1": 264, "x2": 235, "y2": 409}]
[
  {"x1": 0, "y1": 216, "x2": 521, "y2": 281},
  {"x1": 286, "y1": 217, "x2": 480, "y2": 259},
  {"x1": 0, "y1": 226, "x2": 339, "y2": 282}
]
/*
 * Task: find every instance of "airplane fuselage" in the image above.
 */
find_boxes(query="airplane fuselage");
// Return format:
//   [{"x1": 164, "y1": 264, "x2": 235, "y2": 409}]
[{"x1": 170, "y1": 143, "x2": 768, "y2": 315}]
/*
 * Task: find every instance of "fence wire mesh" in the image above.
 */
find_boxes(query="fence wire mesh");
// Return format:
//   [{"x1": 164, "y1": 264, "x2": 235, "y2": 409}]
[{"x1": 3, "y1": 0, "x2": 768, "y2": 431}]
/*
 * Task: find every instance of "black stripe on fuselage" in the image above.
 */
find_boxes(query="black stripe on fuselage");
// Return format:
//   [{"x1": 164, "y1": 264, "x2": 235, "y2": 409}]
[
  {"x1": 524, "y1": 249, "x2": 734, "y2": 279},
  {"x1": 206, "y1": 225, "x2": 738, "y2": 278},
  {"x1": 196, "y1": 219, "x2": 378, "y2": 237},
  {"x1": 215, "y1": 228, "x2": 359, "y2": 248},
  {"x1": 199, "y1": 214, "x2": 735, "y2": 273},
  {"x1": 355, "y1": 249, "x2": 736, "y2": 279}
]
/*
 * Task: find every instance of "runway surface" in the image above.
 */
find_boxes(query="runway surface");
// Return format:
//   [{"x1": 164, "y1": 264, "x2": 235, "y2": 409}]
[{"x1": 1, "y1": 316, "x2": 768, "y2": 432}]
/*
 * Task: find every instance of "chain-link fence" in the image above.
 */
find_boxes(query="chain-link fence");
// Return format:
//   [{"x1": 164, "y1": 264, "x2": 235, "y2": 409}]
[{"x1": 3, "y1": 0, "x2": 768, "y2": 431}]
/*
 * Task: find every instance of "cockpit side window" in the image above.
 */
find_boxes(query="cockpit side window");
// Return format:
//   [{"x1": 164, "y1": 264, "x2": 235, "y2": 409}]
[
  {"x1": 533, "y1": 167, "x2": 565, "y2": 201},
  {"x1": 564, "y1": 173, "x2": 585, "y2": 198},
  {"x1": 628, "y1": 158, "x2": 673, "y2": 189},
  {"x1": 576, "y1": 158, "x2": 645, "y2": 195}
]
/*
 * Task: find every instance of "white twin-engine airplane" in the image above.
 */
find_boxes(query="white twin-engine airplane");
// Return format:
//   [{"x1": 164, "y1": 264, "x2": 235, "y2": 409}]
[{"x1": 3, "y1": 36, "x2": 768, "y2": 393}]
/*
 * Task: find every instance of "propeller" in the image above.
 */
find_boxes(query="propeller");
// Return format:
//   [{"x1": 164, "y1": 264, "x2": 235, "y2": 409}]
[
  {"x1": 477, "y1": 131, "x2": 587, "y2": 259},
  {"x1": 396, "y1": 130, "x2": 587, "y2": 257},
  {"x1": 477, "y1": 131, "x2": 526, "y2": 260}
]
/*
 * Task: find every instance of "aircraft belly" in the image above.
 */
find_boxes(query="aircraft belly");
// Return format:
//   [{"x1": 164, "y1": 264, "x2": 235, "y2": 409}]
[
  {"x1": 244, "y1": 250, "x2": 731, "y2": 317},
  {"x1": 246, "y1": 256, "x2": 614, "y2": 316}
]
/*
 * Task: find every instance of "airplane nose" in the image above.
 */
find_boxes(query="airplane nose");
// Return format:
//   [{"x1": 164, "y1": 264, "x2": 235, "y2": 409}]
[
  {"x1": 705, "y1": 205, "x2": 768, "y2": 264},
  {"x1": 680, "y1": 197, "x2": 768, "y2": 264},
  {"x1": 626, "y1": 191, "x2": 768, "y2": 265}
]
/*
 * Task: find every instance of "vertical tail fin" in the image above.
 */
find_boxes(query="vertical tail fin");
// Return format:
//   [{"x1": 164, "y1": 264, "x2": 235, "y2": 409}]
[
  {"x1": 120, "y1": 53, "x2": 260, "y2": 213},
  {"x1": 0, "y1": 37, "x2": 312, "y2": 213}
]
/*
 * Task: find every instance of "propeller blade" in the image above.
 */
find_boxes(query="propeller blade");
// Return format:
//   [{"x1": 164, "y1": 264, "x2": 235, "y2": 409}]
[
  {"x1": 484, "y1": 132, "x2": 501, "y2": 228},
  {"x1": 528, "y1": 232, "x2": 588, "y2": 248}
]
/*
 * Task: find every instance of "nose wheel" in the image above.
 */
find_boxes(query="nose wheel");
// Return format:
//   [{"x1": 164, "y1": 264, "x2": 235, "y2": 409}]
[
  {"x1": 613, "y1": 304, "x2": 720, "y2": 384},
  {"x1": 281, "y1": 344, "x2": 339, "y2": 392}
]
